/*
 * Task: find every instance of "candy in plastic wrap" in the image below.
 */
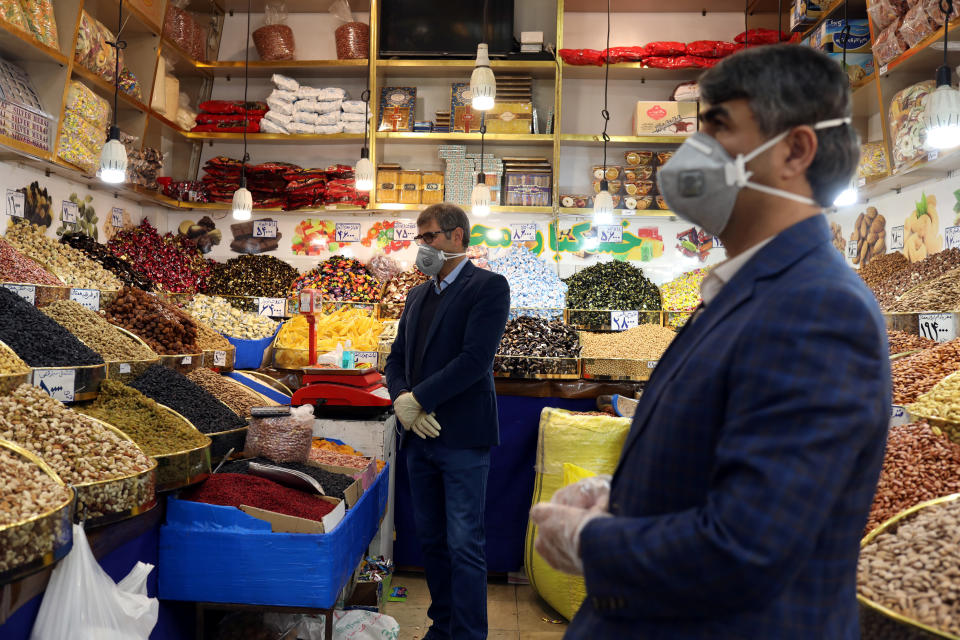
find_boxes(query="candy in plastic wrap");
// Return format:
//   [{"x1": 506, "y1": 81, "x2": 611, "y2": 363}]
[
  {"x1": 874, "y1": 18, "x2": 907, "y2": 66},
  {"x1": 889, "y1": 80, "x2": 935, "y2": 170},
  {"x1": 74, "y1": 11, "x2": 124, "y2": 83},
  {"x1": 62, "y1": 111, "x2": 105, "y2": 150},
  {"x1": 899, "y1": 2, "x2": 936, "y2": 49},
  {"x1": 0, "y1": 0, "x2": 28, "y2": 32},
  {"x1": 20, "y1": 0, "x2": 58, "y2": 49},
  {"x1": 367, "y1": 252, "x2": 401, "y2": 282},
  {"x1": 858, "y1": 142, "x2": 888, "y2": 179},
  {"x1": 57, "y1": 137, "x2": 97, "y2": 173},
  {"x1": 867, "y1": 0, "x2": 908, "y2": 31},
  {"x1": 65, "y1": 81, "x2": 110, "y2": 128}
]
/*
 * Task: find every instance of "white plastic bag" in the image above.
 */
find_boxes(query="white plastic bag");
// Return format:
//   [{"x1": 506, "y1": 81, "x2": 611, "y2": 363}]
[
  {"x1": 333, "y1": 610, "x2": 400, "y2": 639},
  {"x1": 31, "y1": 525, "x2": 158, "y2": 640}
]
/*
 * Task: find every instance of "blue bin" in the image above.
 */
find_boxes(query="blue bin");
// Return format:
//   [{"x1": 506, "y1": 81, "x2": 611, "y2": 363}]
[{"x1": 227, "y1": 327, "x2": 279, "y2": 370}]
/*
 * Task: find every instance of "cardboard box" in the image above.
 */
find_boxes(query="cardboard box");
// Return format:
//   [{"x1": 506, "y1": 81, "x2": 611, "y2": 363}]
[
  {"x1": 827, "y1": 52, "x2": 874, "y2": 84},
  {"x1": 398, "y1": 170, "x2": 421, "y2": 204},
  {"x1": 377, "y1": 169, "x2": 400, "y2": 203},
  {"x1": 504, "y1": 171, "x2": 552, "y2": 207},
  {"x1": 815, "y1": 18, "x2": 871, "y2": 53},
  {"x1": 451, "y1": 82, "x2": 481, "y2": 133},
  {"x1": 421, "y1": 171, "x2": 444, "y2": 204},
  {"x1": 240, "y1": 495, "x2": 345, "y2": 533},
  {"x1": 378, "y1": 87, "x2": 416, "y2": 132},
  {"x1": 484, "y1": 102, "x2": 533, "y2": 134},
  {"x1": 307, "y1": 459, "x2": 368, "y2": 506},
  {"x1": 632, "y1": 101, "x2": 698, "y2": 137},
  {"x1": 791, "y1": 0, "x2": 826, "y2": 31}
]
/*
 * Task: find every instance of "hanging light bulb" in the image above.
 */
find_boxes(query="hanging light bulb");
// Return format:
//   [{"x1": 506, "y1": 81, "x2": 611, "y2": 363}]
[
  {"x1": 470, "y1": 43, "x2": 496, "y2": 111},
  {"x1": 231, "y1": 0, "x2": 254, "y2": 221},
  {"x1": 593, "y1": 180, "x2": 614, "y2": 225},
  {"x1": 926, "y1": 0, "x2": 960, "y2": 150},
  {"x1": 472, "y1": 175, "x2": 491, "y2": 217},
  {"x1": 355, "y1": 148, "x2": 374, "y2": 192},
  {"x1": 833, "y1": 178, "x2": 858, "y2": 207},
  {"x1": 99, "y1": 127, "x2": 127, "y2": 184},
  {"x1": 232, "y1": 179, "x2": 252, "y2": 221}
]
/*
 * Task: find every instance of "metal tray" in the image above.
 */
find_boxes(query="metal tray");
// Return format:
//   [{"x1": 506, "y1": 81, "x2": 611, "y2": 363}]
[
  {"x1": 152, "y1": 405, "x2": 212, "y2": 492},
  {"x1": 581, "y1": 357, "x2": 659, "y2": 382},
  {"x1": 158, "y1": 352, "x2": 204, "y2": 375},
  {"x1": 202, "y1": 345, "x2": 236, "y2": 372}
]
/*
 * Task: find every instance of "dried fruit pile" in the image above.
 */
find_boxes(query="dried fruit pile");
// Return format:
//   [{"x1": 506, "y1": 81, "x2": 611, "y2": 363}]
[{"x1": 107, "y1": 220, "x2": 211, "y2": 293}]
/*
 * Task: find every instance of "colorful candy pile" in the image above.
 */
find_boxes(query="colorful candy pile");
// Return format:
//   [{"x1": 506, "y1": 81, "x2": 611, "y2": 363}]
[
  {"x1": 489, "y1": 246, "x2": 567, "y2": 318},
  {"x1": 107, "y1": 220, "x2": 211, "y2": 293},
  {"x1": 291, "y1": 256, "x2": 382, "y2": 301},
  {"x1": 661, "y1": 268, "x2": 710, "y2": 311},
  {"x1": 380, "y1": 268, "x2": 429, "y2": 319}
]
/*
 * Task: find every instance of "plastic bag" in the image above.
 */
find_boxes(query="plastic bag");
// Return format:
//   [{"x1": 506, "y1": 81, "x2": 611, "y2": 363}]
[
  {"x1": 75, "y1": 11, "x2": 123, "y2": 83},
  {"x1": 176, "y1": 92, "x2": 198, "y2": 131},
  {"x1": 0, "y1": 0, "x2": 27, "y2": 32},
  {"x1": 900, "y1": 2, "x2": 936, "y2": 49},
  {"x1": 868, "y1": 0, "x2": 908, "y2": 31},
  {"x1": 244, "y1": 404, "x2": 314, "y2": 463},
  {"x1": 643, "y1": 41, "x2": 687, "y2": 57},
  {"x1": 342, "y1": 99, "x2": 365, "y2": 113},
  {"x1": 260, "y1": 118, "x2": 287, "y2": 134},
  {"x1": 874, "y1": 18, "x2": 907, "y2": 66},
  {"x1": 330, "y1": 0, "x2": 368, "y2": 59},
  {"x1": 20, "y1": 0, "x2": 58, "y2": 48},
  {"x1": 317, "y1": 111, "x2": 342, "y2": 125},
  {"x1": 254, "y1": 0, "x2": 295, "y2": 61},
  {"x1": 734, "y1": 28, "x2": 789, "y2": 44},
  {"x1": 272, "y1": 73, "x2": 299, "y2": 91},
  {"x1": 889, "y1": 80, "x2": 934, "y2": 169},
  {"x1": 367, "y1": 253, "x2": 401, "y2": 282},
  {"x1": 333, "y1": 610, "x2": 400, "y2": 639},
  {"x1": 30, "y1": 525, "x2": 158, "y2": 640},
  {"x1": 602, "y1": 46, "x2": 643, "y2": 63},
  {"x1": 164, "y1": 0, "x2": 206, "y2": 61},
  {"x1": 923, "y1": 0, "x2": 960, "y2": 24},
  {"x1": 558, "y1": 48, "x2": 604, "y2": 66}
]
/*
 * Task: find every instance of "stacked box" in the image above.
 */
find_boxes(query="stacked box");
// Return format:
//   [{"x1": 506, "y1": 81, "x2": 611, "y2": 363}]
[
  {"x1": 0, "y1": 101, "x2": 51, "y2": 151},
  {"x1": 439, "y1": 145, "x2": 503, "y2": 205},
  {"x1": 378, "y1": 87, "x2": 416, "y2": 132},
  {"x1": 398, "y1": 170, "x2": 421, "y2": 204}
]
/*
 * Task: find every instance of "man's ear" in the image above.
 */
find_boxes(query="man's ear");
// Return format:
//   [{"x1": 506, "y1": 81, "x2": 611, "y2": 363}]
[{"x1": 782, "y1": 125, "x2": 819, "y2": 180}]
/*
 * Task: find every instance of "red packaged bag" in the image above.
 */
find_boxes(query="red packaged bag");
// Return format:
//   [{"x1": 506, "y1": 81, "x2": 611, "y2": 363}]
[
  {"x1": 559, "y1": 48, "x2": 605, "y2": 66},
  {"x1": 643, "y1": 41, "x2": 687, "y2": 57},
  {"x1": 734, "y1": 28, "x2": 789, "y2": 44},
  {"x1": 686, "y1": 40, "x2": 726, "y2": 57},
  {"x1": 900, "y1": 2, "x2": 936, "y2": 48},
  {"x1": 197, "y1": 100, "x2": 269, "y2": 115},
  {"x1": 716, "y1": 42, "x2": 741, "y2": 57},
  {"x1": 689, "y1": 56, "x2": 721, "y2": 68},
  {"x1": 874, "y1": 18, "x2": 908, "y2": 66},
  {"x1": 644, "y1": 56, "x2": 700, "y2": 69},
  {"x1": 868, "y1": 0, "x2": 908, "y2": 30},
  {"x1": 603, "y1": 46, "x2": 644, "y2": 63}
]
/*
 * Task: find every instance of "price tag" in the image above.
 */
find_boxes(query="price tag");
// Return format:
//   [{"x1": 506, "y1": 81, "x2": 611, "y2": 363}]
[
  {"x1": 890, "y1": 405, "x2": 910, "y2": 427},
  {"x1": 182, "y1": 356, "x2": 192, "y2": 365},
  {"x1": 510, "y1": 223, "x2": 537, "y2": 243},
  {"x1": 713, "y1": 236, "x2": 724, "y2": 249},
  {"x1": 393, "y1": 221, "x2": 416, "y2": 241},
  {"x1": 946, "y1": 226, "x2": 960, "y2": 251},
  {"x1": 69, "y1": 288, "x2": 100, "y2": 311},
  {"x1": 598, "y1": 224, "x2": 623, "y2": 244},
  {"x1": 32, "y1": 368, "x2": 76, "y2": 402},
  {"x1": 3, "y1": 283, "x2": 35, "y2": 304},
  {"x1": 647, "y1": 360, "x2": 658, "y2": 369},
  {"x1": 253, "y1": 220, "x2": 278, "y2": 238},
  {"x1": 119, "y1": 363, "x2": 131, "y2": 374},
  {"x1": 919, "y1": 312, "x2": 957, "y2": 343},
  {"x1": 258, "y1": 297, "x2": 287, "y2": 316},
  {"x1": 846, "y1": 239, "x2": 858, "y2": 260},
  {"x1": 111, "y1": 207, "x2": 123, "y2": 227},
  {"x1": 335, "y1": 222, "x2": 361, "y2": 242},
  {"x1": 929, "y1": 150, "x2": 940, "y2": 163},
  {"x1": 6, "y1": 189, "x2": 24, "y2": 217},
  {"x1": 879, "y1": 64, "x2": 889, "y2": 75},
  {"x1": 352, "y1": 351, "x2": 379, "y2": 368},
  {"x1": 61, "y1": 200, "x2": 78, "y2": 223},
  {"x1": 891, "y1": 225, "x2": 904, "y2": 251},
  {"x1": 213, "y1": 350, "x2": 227, "y2": 366},
  {"x1": 610, "y1": 310, "x2": 639, "y2": 331}
]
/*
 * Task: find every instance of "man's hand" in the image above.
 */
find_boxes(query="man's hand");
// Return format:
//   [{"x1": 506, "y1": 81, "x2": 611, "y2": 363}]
[
  {"x1": 530, "y1": 503, "x2": 611, "y2": 576},
  {"x1": 411, "y1": 412, "x2": 442, "y2": 439},
  {"x1": 551, "y1": 476, "x2": 612, "y2": 511},
  {"x1": 394, "y1": 392, "x2": 423, "y2": 429}
]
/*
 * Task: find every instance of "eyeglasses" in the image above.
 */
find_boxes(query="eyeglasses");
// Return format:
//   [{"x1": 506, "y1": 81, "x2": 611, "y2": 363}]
[{"x1": 414, "y1": 228, "x2": 455, "y2": 245}]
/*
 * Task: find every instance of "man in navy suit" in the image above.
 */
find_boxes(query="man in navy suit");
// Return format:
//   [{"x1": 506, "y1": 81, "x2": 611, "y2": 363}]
[
  {"x1": 385, "y1": 203, "x2": 510, "y2": 640},
  {"x1": 531, "y1": 46, "x2": 890, "y2": 638}
]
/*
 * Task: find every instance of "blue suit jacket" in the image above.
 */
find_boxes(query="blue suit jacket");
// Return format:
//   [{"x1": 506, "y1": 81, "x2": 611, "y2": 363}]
[
  {"x1": 384, "y1": 259, "x2": 510, "y2": 449},
  {"x1": 569, "y1": 215, "x2": 890, "y2": 639}
]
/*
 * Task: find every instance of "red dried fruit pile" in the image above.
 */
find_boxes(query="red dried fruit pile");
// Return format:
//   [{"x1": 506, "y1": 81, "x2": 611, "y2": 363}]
[
  {"x1": 181, "y1": 473, "x2": 335, "y2": 522},
  {"x1": 0, "y1": 237, "x2": 63, "y2": 286},
  {"x1": 107, "y1": 220, "x2": 211, "y2": 293}
]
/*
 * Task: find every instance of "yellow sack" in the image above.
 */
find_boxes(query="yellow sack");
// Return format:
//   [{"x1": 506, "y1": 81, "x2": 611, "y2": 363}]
[{"x1": 524, "y1": 407, "x2": 631, "y2": 621}]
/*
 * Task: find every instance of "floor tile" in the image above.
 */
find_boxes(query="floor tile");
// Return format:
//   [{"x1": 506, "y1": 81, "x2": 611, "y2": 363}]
[
  {"x1": 489, "y1": 631, "x2": 521, "y2": 640},
  {"x1": 516, "y1": 587, "x2": 569, "y2": 632},
  {"x1": 519, "y1": 632, "x2": 567, "y2": 639},
  {"x1": 488, "y1": 597, "x2": 519, "y2": 630},
  {"x1": 487, "y1": 581, "x2": 518, "y2": 602},
  {"x1": 390, "y1": 605, "x2": 429, "y2": 631}
]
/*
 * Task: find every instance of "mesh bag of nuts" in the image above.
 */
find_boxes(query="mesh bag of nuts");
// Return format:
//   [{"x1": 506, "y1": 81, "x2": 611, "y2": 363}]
[{"x1": 243, "y1": 404, "x2": 314, "y2": 463}]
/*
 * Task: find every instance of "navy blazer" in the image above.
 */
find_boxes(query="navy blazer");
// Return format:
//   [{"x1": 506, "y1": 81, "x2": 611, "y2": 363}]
[
  {"x1": 568, "y1": 215, "x2": 890, "y2": 639},
  {"x1": 385, "y1": 259, "x2": 510, "y2": 449}
]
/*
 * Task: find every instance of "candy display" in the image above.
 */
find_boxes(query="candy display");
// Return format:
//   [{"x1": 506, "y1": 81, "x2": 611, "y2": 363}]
[
  {"x1": 581, "y1": 324, "x2": 676, "y2": 361},
  {"x1": 41, "y1": 300, "x2": 157, "y2": 362},
  {"x1": 0, "y1": 0, "x2": 28, "y2": 32},
  {"x1": 78, "y1": 380, "x2": 208, "y2": 456},
  {"x1": 187, "y1": 368, "x2": 269, "y2": 418},
  {"x1": 892, "y1": 339, "x2": 960, "y2": 405},
  {"x1": 74, "y1": 11, "x2": 124, "y2": 84},
  {"x1": 103, "y1": 287, "x2": 200, "y2": 355},
  {"x1": 367, "y1": 253, "x2": 401, "y2": 283},
  {"x1": 0, "y1": 286, "x2": 102, "y2": 366},
  {"x1": 181, "y1": 474, "x2": 335, "y2": 522},
  {"x1": 108, "y1": 220, "x2": 211, "y2": 293},
  {"x1": 865, "y1": 420, "x2": 960, "y2": 535},
  {"x1": 291, "y1": 256, "x2": 382, "y2": 301},
  {"x1": 60, "y1": 232, "x2": 154, "y2": 290},
  {"x1": 180, "y1": 294, "x2": 279, "y2": 340},
  {"x1": 858, "y1": 141, "x2": 888, "y2": 179},
  {"x1": 565, "y1": 261, "x2": 661, "y2": 327},
  {"x1": 379, "y1": 268, "x2": 429, "y2": 319},
  {"x1": 489, "y1": 246, "x2": 567, "y2": 318},
  {"x1": 334, "y1": 21, "x2": 369, "y2": 59},
  {"x1": 205, "y1": 254, "x2": 298, "y2": 299},
  {"x1": 889, "y1": 81, "x2": 935, "y2": 170},
  {"x1": 308, "y1": 449, "x2": 370, "y2": 470},
  {"x1": 873, "y1": 248, "x2": 960, "y2": 309},
  {"x1": 0, "y1": 236, "x2": 62, "y2": 285},
  {"x1": 5, "y1": 219, "x2": 121, "y2": 289},
  {"x1": 176, "y1": 217, "x2": 222, "y2": 255},
  {"x1": 495, "y1": 317, "x2": 580, "y2": 378},
  {"x1": 660, "y1": 268, "x2": 709, "y2": 312},
  {"x1": 18, "y1": 181, "x2": 52, "y2": 228},
  {"x1": 888, "y1": 329, "x2": 936, "y2": 355},
  {"x1": 216, "y1": 459, "x2": 356, "y2": 503},
  {"x1": 0, "y1": 341, "x2": 29, "y2": 375},
  {"x1": 129, "y1": 365, "x2": 247, "y2": 435},
  {"x1": 261, "y1": 75, "x2": 361, "y2": 135},
  {"x1": 859, "y1": 497, "x2": 960, "y2": 637},
  {"x1": 274, "y1": 308, "x2": 383, "y2": 369}
]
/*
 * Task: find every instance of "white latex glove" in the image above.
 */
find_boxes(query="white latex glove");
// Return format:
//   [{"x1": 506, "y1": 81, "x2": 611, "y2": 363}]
[
  {"x1": 551, "y1": 476, "x2": 612, "y2": 511},
  {"x1": 394, "y1": 392, "x2": 423, "y2": 429},
  {"x1": 529, "y1": 502, "x2": 611, "y2": 576},
  {"x1": 410, "y1": 413, "x2": 442, "y2": 439}
]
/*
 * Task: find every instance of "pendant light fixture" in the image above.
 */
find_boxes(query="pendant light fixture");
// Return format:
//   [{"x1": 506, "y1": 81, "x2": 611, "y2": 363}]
[
  {"x1": 98, "y1": 0, "x2": 128, "y2": 184},
  {"x1": 354, "y1": 53, "x2": 374, "y2": 192},
  {"x1": 593, "y1": 0, "x2": 614, "y2": 225},
  {"x1": 833, "y1": 0, "x2": 859, "y2": 207},
  {"x1": 232, "y1": 0, "x2": 254, "y2": 221},
  {"x1": 470, "y1": 0, "x2": 496, "y2": 111},
  {"x1": 471, "y1": 116, "x2": 491, "y2": 217},
  {"x1": 926, "y1": 0, "x2": 960, "y2": 150}
]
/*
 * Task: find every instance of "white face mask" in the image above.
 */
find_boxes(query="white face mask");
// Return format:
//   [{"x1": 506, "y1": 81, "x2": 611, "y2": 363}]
[
  {"x1": 657, "y1": 117, "x2": 852, "y2": 236},
  {"x1": 415, "y1": 244, "x2": 466, "y2": 277}
]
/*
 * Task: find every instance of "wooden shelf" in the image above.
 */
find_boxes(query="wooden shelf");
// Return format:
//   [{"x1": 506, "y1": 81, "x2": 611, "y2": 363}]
[
  {"x1": 876, "y1": 16, "x2": 960, "y2": 81},
  {"x1": 558, "y1": 207, "x2": 675, "y2": 217},
  {"x1": 72, "y1": 65, "x2": 150, "y2": 114},
  {"x1": 372, "y1": 203, "x2": 554, "y2": 214},
  {"x1": 217, "y1": 0, "x2": 370, "y2": 11},
  {"x1": 0, "y1": 133, "x2": 52, "y2": 162},
  {"x1": 183, "y1": 132, "x2": 365, "y2": 142},
  {"x1": 376, "y1": 132, "x2": 554, "y2": 144},
  {"x1": 82, "y1": 0, "x2": 161, "y2": 38},
  {"x1": 563, "y1": 0, "x2": 786, "y2": 11},
  {"x1": 0, "y1": 19, "x2": 68, "y2": 66},
  {"x1": 860, "y1": 147, "x2": 960, "y2": 201},
  {"x1": 561, "y1": 62, "x2": 703, "y2": 81},
  {"x1": 196, "y1": 59, "x2": 369, "y2": 77},
  {"x1": 187, "y1": 202, "x2": 369, "y2": 212},
  {"x1": 160, "y1": 39, "x2": 214, "y2": 78},
  {"x1": 377, "y1": 58, "x2": 556, "y2": 78},
  {"x1": 560, "y1": 134, "x2": 688, "y2": 145}
]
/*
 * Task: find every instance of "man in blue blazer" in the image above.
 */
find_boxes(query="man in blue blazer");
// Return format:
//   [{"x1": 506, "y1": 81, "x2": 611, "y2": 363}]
[
  {"x1": 385, "y1": 203, "x2": 510, "y2": 640},
  {"x1": 531, "y1": 46, "x2": 890, "y2": 638}
]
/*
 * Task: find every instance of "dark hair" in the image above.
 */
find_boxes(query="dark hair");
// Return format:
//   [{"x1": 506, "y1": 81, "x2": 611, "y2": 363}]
[
  {"x1": 699, "y1": 45, "x2": 860, "y2": 208},
  {"x1": 417, "y1": 203, "x2": 471, "y2": 248}
]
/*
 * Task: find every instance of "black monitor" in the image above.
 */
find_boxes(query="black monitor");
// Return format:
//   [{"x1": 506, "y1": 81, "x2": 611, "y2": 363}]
[{"x1": 378, "y1": 0, "x2": 515, "y2": 58}]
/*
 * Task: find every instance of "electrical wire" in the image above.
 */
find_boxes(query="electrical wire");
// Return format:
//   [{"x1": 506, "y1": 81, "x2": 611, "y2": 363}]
[
  {"x1": 943, "y1": 0, "x2": 954, "y2": 67},
  {"x1": 479, "y1": 114, "x2": 486, "y2": 180},
  {"x1": 745, "y1": 0, "x2": 749, "y2": 48},
  {"x1": 601, "y1": 0, "x2": 611, "y2": 173},
  {"x1": 241, "y1": 0, "x2": 252, "y2": 188},
  {"x1": 110, "y1": 0, "x2": 127, "y2": 130},
  {"x1": 842, "y1": 0, "x2": 850, "y2": 79},
  {"x1": 778, "y1": 0, "x2": 783, "y2": 41}
]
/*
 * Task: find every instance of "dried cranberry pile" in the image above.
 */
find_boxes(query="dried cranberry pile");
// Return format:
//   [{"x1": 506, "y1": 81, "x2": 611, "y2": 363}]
[
  {"x1": 180, "y1": 473, "x2": 336, "y2": 522},
  {"x1": 202, "y1": 156, "x2": 369, "y2": 211},
  {"x1": 107, "y1": 220, "x2": 211, "y2": 292}
]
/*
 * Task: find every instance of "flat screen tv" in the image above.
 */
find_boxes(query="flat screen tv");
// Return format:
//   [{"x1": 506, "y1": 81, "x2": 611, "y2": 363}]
[{"x1": 379, "y1": 0, "x2": 515, "y2": 58}]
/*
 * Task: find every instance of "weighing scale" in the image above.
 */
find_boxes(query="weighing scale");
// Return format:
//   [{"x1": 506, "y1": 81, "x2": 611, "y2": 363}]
[{"x1": 289, "y1": 288, "x2": 393, "y2": 419}]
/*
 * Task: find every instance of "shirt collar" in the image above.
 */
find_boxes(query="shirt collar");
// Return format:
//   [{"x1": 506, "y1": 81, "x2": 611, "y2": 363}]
[
  {"x1": 433, "y1": 257, "x2": 468, "y2": 293},
  {"x1": 700, "y1": 236, "x2": 775, "y2": 306}
]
